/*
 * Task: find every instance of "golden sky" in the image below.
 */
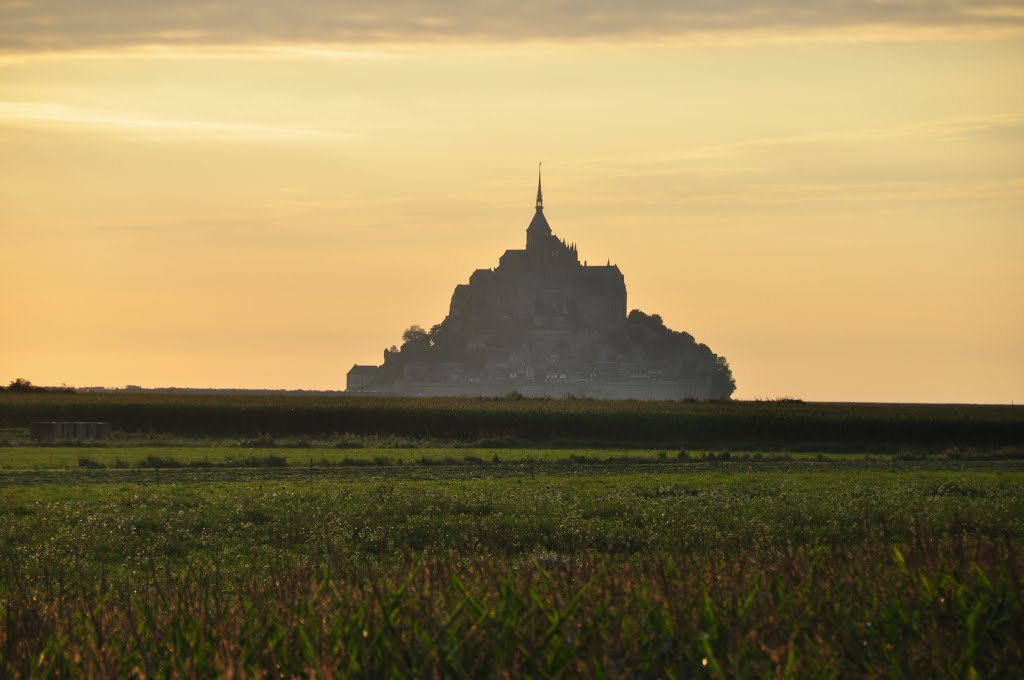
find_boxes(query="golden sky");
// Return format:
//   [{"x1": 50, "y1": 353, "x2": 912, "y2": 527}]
[{"x1": 1, "y1": 2, "x2": 1023, "y2": 402}]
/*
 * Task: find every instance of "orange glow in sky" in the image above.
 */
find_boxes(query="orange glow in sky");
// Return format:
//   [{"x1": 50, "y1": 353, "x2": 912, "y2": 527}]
[{"x1": 1, "y1": 4, "x2": 1022, "y2": 402}]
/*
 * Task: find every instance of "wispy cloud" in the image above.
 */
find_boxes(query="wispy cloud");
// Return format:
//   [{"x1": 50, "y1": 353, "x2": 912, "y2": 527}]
[
  {"x1": 1, "y1": 1, "x2": 1023, "y2": 53},
  {"x1": 0, "y1": 101, "x2": 336, "y2": 139},
  {"x1": 575, "y1": 115, "x2": 1024, "y2": 206},
  {"x1": 589, "y1": 115, "x2": 1024, "y2": 172}
]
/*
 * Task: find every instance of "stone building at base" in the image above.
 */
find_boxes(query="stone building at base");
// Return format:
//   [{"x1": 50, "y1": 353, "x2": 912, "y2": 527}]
[{"x1": 347, "y1": 173, "x2": 735, "y2": 400}]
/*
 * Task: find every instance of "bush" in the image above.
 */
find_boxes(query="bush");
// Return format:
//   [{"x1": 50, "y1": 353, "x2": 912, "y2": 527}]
[
  {"x1": 240, "y1": 435, "x2": 276, "y2": 449},
  {"x1": 239, "y1": 455, "x2": 288, "y2": 467},
  {"x1": 340, "y1": 457, "x2": 374, "y2": 466},
  {"x1": 137, "y1": 455, "x2": 184, "y2": 468}
]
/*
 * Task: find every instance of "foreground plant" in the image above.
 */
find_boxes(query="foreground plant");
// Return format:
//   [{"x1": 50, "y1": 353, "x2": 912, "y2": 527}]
[{"x1": 3, "y1": 531, "x2": 1021, "y2": 678}]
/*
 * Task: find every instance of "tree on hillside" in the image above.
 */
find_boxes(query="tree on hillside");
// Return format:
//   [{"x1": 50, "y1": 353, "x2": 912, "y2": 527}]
[
  {"x1": 402, "y1": 325, "x2": 429, "y2": 345},
  {"x1": 710, "y1": 357, "x2": 737, "y2": 400}
]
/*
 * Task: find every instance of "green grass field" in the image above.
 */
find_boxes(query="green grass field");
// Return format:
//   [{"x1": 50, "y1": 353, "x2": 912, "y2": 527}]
[{"x1": 1, "y1": 394, "x2": 1022, "y2": 676}]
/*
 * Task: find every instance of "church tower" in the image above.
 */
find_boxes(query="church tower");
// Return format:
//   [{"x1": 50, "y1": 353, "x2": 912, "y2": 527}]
[{"x1": 524, "y1": 166, "x2": 579, "y2": 267}]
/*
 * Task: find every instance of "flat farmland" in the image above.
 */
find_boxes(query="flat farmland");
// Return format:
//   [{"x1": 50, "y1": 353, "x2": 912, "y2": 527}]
[{"x1": 1, "y1": 394, "x2": 1023, "y2": 676}]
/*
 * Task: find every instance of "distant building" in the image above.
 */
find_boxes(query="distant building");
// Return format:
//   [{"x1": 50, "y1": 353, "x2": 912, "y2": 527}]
[
  {"x1": 30, "y1": 422, "x2": 112, "y2": 442},
  {"x1": 347, "y1": 171, "x2": 735, "y2": 400},
  {"x1": 346, "y1": 366, "x2": 380, "y2": 391}
]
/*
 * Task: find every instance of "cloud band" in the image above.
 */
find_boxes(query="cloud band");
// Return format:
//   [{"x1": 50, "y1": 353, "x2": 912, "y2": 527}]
[{"x1": 2, "y1": 1, "x2": 1024, "y2": 52}]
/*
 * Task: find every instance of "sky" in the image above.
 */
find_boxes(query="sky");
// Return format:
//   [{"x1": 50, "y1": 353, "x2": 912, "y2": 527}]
[{"x1": 1, "y1": 1, "x2": 1022, "y2": 403}]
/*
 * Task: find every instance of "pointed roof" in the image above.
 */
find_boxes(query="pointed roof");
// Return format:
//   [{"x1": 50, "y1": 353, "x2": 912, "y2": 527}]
[{"x1": 528, "y1": 208, "x2": 551, "y2": 234}]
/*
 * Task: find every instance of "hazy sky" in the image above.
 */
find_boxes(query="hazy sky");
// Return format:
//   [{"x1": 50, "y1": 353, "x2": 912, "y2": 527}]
[{"x1": 2, "y1": 2, "x2": 1022, "y2": 402}]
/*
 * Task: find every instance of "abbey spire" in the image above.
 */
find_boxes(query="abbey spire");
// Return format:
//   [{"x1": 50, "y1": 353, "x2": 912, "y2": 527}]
[{"x1": 536, "y1": 162, "x2": 543, "y2": 210}]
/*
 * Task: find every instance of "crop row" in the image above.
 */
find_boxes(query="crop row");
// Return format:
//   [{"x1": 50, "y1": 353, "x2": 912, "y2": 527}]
[
  {"x1": 3, "y1": 458, "x2": 1023, "y2": 490},
  {"x1": 2, "y1": 392, "x2": 1022, "y2": 449}
]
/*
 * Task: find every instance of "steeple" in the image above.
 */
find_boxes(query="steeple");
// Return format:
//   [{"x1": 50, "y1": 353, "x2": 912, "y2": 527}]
[
  {"x1": 526, "y1": 163, "x2": 552, "y2": 244},
  {"x1": 536, "y1": 162, "x2": 543, "y2": 210}
]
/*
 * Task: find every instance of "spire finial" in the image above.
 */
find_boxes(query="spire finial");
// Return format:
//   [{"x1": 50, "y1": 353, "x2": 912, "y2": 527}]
[{"x1": 536, "y1": 162, "x2": 543, "y2": 210}]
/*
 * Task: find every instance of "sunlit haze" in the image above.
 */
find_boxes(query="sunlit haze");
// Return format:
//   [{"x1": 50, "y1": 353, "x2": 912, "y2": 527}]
[{"x1": 1, "y1": 2, "x2": 1022, "y2": 402}]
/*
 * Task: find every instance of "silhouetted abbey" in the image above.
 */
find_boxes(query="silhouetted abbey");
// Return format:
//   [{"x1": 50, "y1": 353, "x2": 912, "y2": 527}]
[{"x1": 347, "y1": 172, "x2": 735, "y2": 400}]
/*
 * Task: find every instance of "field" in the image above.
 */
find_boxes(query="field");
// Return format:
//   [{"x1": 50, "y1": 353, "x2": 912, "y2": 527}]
[
  {"x1": 2, "y1": 394, "x2": 1023, "y2": 676},
  {"x1": 3, "y1": 391, "x2": 1022, "y2": 449}
]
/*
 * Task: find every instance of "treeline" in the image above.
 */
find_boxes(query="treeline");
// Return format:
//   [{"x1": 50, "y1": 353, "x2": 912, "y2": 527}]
[
  {"x1": 0, "y1": 378, "x2": 75, "y2": 394},
  {"x1": 2, "y1": 392, "x2": 1022, "y2": 450}
]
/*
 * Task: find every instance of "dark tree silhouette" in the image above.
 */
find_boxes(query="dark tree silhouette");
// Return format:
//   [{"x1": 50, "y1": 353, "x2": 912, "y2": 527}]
[
  {"x1": 402, "y1": 325, "x2": 429, "y2": 344},
  {"x1": 2, "y1": 378, "x2": 75, "y2": 394},
  {"x1": 6, "y1": 378, "x2": 39, "y2": 393}
]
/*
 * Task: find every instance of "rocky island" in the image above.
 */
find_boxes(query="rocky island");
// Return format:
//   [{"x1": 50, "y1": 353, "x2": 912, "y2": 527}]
[{"x1": 347, "y1": 173, "x2": 735, "y2": 399}]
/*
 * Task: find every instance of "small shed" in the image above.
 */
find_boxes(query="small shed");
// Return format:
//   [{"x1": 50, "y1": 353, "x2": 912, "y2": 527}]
[{"x1": 30, "y1": 422, "x2": 112, "y2": 443}]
